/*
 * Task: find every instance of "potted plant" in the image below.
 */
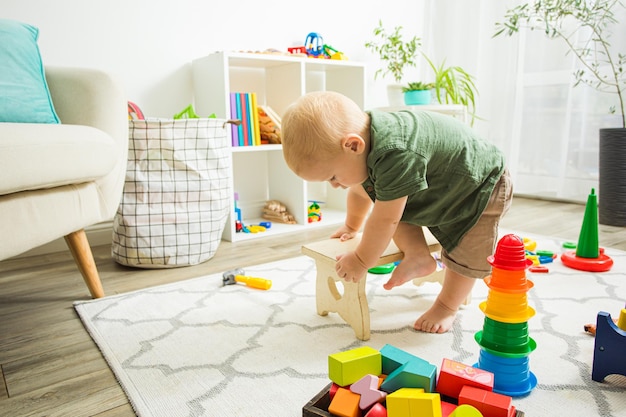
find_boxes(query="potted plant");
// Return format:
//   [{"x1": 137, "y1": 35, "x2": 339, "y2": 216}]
[
  {"x1": 365, "y1": 20, "x2": 421, "y2": 106},
  {"x1": 494, "y1": 0, "x2": 626, "y2": 226},
  {"x1": 424, "y1": 56, "x2": 479, "y2": 126},
  {"x1": 402, "y1": 81, "x2": 435, "y2": 105}
]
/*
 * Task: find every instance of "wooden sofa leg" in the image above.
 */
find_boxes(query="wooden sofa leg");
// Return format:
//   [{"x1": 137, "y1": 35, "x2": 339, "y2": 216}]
[{"x1": 64, "y1": 229, "x2": 105, "y2": 298}]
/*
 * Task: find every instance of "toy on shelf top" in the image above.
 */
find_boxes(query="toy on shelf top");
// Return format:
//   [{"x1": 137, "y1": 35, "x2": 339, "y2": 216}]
[{"x1": 288, "y1": 32, "x2": 348, "y2": 60}]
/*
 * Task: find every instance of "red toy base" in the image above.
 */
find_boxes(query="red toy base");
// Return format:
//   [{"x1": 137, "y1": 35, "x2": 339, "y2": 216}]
[{"x1": 561, "y1": 250, "x2": 614, "y2": 272}]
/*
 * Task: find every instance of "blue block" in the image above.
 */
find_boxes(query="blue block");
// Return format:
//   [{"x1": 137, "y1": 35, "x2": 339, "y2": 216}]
[
  {"x1": 380, "y1": 344, "x2": 429, "y2": 375},
  {"x1": 381, "y1": 358, "x2": 437, "y2": 393}
]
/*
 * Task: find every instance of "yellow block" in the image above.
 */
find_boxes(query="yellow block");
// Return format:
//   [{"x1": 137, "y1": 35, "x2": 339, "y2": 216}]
[
  {"x1": 387, "y1": 388, "x2": 442, "y2": 417},
  {"x1": 328, "y1": 346, "x2": 382, "y2": 387},
  {"x1": 617, "y1": 308, "x2": 626, "y2": 331}
]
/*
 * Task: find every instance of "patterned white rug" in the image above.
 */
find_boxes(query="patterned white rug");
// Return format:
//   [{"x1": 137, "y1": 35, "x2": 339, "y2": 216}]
[{"x1": 75, "y1": 232, "x2": 626, "y2": 417}]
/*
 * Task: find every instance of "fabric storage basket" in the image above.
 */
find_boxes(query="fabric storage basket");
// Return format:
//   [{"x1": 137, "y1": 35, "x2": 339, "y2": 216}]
[{"x1": 112, "y1": 118, "x2": 231, "y2": 268}]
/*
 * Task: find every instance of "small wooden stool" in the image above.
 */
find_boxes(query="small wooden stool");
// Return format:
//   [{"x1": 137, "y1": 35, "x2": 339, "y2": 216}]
[{"x1": 301, "y1": 229, "x2": 447, "y2": 340}]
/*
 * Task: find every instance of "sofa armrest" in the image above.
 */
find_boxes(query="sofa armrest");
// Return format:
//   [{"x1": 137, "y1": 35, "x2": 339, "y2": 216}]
[
  {"x1": 45, "y1": 66, "x2": 129, "y2": 219},
  {"x1": 45, "y1": 66, "x2": 127, "y2": 147}
]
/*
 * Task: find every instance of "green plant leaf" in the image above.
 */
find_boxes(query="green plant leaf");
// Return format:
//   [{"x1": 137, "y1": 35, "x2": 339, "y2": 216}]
[
  {"x1": 494, "y1": 0, "x2": 626, "y2": 127},
  {"x1": 364, "y1": 20, "x2": 421, "y2": 83}
]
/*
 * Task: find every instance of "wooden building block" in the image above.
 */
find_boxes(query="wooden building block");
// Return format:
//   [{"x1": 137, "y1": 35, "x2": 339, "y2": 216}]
[
  {"x1": 409, "y1": 392, "x2": 442, "y2": 417},
  {"x1": 328, "y1": 346, "x2": 382, "y2": 387},
  {"x1": 437, "y1": 358, "x2": 494, "y2": 400},
  {"x1": 459, "y1": 386, "x2": 516, "y2": 417},
  {"x1": 380, "y1": 344, "x2": 425, "y2": 375},
  {"x1": 441, "y1": 401, "x2": 459, "y2": 417},
  {"x1": 364, "y1": 403, "x2": 388, "y2": 417},
  {"x1": 328, "y1": 387, "x2": 362, "y2": 417},
  {"x1": 350, "y1": 374, "x2": 387, "y2": 409},
  {"x1": 387, "y1": 388, "x2": 442, "y2": 417},
  {"x1": 380, "y1": 358, "x2": 437, "y2": 393},
  {"x1": 386, "y1": 388, "x2": 425, "y2": 417}
]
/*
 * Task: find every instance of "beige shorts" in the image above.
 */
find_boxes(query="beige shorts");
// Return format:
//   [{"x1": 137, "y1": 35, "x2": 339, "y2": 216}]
[{"x1": 441, "y1": 169, "x2": 513, "y2": 279}]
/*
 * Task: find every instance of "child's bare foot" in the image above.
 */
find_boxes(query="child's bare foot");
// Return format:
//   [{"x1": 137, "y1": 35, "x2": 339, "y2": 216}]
[
  {"x1": 383, "y1": 255, "x2": 437, "y2": 290},
  {"x1": 414, "y1": 299, "x2": 457, "y2": 333}
]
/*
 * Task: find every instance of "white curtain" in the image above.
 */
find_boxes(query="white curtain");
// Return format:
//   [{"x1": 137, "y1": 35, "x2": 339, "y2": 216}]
[{"x1": 418, "y1": 0, "x2": 625, "y2": 203}]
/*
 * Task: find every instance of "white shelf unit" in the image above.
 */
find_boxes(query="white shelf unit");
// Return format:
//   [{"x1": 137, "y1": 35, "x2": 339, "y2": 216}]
[{"x1": 192, "y1": 52, "x2": 366, "y2": 242}]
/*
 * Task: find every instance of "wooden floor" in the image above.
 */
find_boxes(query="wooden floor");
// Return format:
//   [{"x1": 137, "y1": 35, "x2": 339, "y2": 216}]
[{"x1": 1, "y1": 196, "x2": 625, "y2": 416}]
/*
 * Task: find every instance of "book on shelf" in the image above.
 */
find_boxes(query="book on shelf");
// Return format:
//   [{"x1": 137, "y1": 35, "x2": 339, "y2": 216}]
[
  {"x1": 228, "y1": 92, "x2": 281, "y2": 146},
  {"x1": 250, "y1": 92, "x2": 261, "y2": 146},
  {"x1": 229, "y1": 92, "x2": 239, "y2": 146},
  {"x1": 239, "y1": 92, "x2": 250, "y2": 146},
  {"x1": 234, "y1": 93, "x2": 244, "y2": 146}
]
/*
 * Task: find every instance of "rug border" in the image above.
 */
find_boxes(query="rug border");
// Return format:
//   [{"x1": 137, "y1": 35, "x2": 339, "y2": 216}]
[{"x1": 74, "y1": 300, "x2": 150, "y2": 417}]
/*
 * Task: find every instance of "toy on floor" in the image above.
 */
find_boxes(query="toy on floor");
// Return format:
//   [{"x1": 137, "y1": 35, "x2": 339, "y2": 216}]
[
  {"x1": 222, "y1": 268, "x2": 272, "y2": 290},
  {"x1": 475, "y1": 234, "x2": 537, "y2": 397},
  {"x1": 584, "y1": 302, "x2": 625, "y2": 336},
  {"x1": 591, "y1": 308, "x2": 626, "y2": 382},
  {"x1": 561, "y1": 188, "x2": 614, "y2": 272},
  {"x1": 368, "y1": 261, "x2": 399, "y2": 274},
  {"x1": 524, "y1": 242, "x2": 555, "y2": 273},
  {"x1": 305, "y1": 344, "x2": 525, "y2": 417},
  {"x1": 584, "y1": 318, "x2": 619, "y2": 336}
]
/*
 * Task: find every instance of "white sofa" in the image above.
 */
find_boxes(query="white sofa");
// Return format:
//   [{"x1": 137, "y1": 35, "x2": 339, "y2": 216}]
[{"x1": 0, "y1": 66, "x2": 128, "y2": 298}]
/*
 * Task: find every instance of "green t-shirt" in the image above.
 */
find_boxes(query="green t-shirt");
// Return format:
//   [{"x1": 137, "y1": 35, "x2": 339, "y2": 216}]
[{"x1": 363, "y1": 109, "x2": 505, "y2": 251}]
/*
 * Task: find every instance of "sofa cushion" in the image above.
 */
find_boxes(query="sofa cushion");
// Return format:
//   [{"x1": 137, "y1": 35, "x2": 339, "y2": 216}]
[
  {"x1": 0, "y1": 19, "x2": 60, "y2": 124},
  {"x1": 0, "y1": 123, "x2": 117, "y2": 195}
]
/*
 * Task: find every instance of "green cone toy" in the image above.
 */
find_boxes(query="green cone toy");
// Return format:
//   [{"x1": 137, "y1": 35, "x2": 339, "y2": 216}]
[{"x1": 577, "y1": 188, "x2": 599, "y2": 258}]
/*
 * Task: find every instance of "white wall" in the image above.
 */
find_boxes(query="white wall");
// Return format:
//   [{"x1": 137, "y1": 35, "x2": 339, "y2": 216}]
[{"x1": 4, "y1": 0, "x2": 430, "y2": 117}]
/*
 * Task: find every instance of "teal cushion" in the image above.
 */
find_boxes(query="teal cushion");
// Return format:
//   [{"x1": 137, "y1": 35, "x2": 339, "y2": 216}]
[{"x1": 0, "y1": 19, "x2": 59, "y2": 124}]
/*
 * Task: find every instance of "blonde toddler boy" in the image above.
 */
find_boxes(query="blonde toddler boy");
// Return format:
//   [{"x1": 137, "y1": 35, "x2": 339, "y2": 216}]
[{"x1": 282, "y1": 91, "x2": 512, "y2": 333}]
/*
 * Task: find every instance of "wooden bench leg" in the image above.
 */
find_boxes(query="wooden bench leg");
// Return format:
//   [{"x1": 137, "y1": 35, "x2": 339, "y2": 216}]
[{"x1": 314, "y1": 260, "x2": 370, "y2": 341}]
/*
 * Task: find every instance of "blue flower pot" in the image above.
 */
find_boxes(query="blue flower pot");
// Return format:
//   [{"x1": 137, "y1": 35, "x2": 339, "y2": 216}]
[{"x1": 404, "y1": 89, "x2": 432, "y2": 105}]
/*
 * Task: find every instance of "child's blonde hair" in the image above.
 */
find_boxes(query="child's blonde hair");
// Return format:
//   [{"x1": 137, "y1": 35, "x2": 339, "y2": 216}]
[{"x1": 282, "y1": 91, "x2": 368, "y2": 176}]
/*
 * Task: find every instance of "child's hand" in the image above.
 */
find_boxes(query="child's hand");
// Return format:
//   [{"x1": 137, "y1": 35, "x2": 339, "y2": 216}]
[
  {"x1": 330, "y1": 225, "x2": 358, "y2": 241},
  {"x1": 335, "y1": 251, "x2": 368, "y2": 283}
]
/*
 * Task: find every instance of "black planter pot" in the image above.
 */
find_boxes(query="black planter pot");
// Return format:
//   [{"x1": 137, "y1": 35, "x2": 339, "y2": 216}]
[{"x1": 599, "y1": 128, "x2": 626, "y2": 226}]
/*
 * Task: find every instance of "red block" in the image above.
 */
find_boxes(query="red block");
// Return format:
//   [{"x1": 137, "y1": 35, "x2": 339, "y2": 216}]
[
  {"x1": 437, "y1": 359, "x2": 494, "y2": 400},
  {"x1": 364, "y1": 402, "x2": 387, "y2": 417},
  {"x1": 458, "y1": 386, "x2": 516, "y2": 417},
  {"x1": 441, "y1": 401, "x2": 458, "y2": 417}
]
